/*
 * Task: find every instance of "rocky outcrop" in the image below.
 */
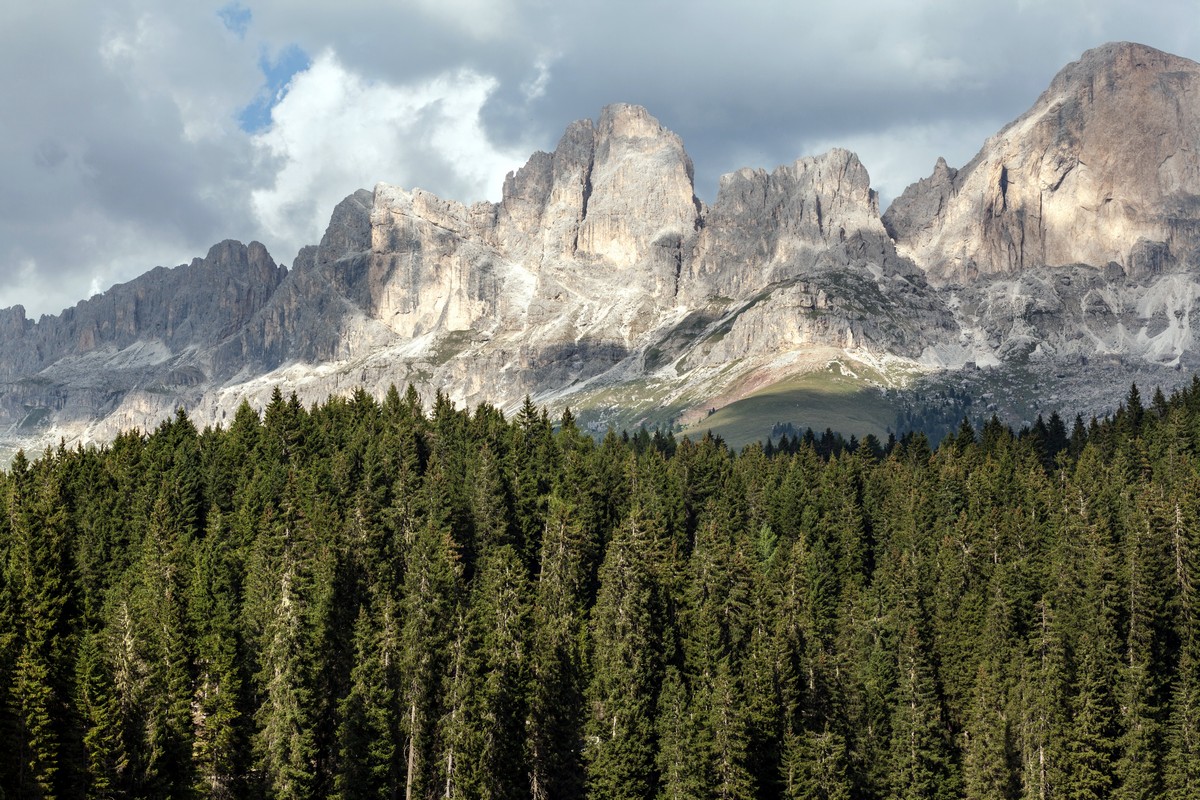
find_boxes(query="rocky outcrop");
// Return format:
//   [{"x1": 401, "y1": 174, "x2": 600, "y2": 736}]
[
  {"x1": 688, "y1": 149, "x2": 917, "y2": 300},
  {"x1": 0, "y1": 240, "x2": 286, "y2": 382},
  {"x1": 886, "y1": 42, "x2": 1200, "y2": 285},
  {"x1": 575, "y1": 104, "x2": 701, "y2": 271}
]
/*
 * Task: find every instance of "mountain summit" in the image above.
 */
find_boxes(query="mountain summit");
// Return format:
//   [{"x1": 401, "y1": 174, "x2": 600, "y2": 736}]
[
  {"x1": 885, "y1": 42, "x2": 1200, "y2": 284},
  {"x1": 4, "y1": 43, "x2": 1200, "y2": 457}
]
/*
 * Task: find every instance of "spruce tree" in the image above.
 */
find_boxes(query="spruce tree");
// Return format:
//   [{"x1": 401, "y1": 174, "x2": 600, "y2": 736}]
[
  {"x1": 527, "y1": 496, "x2": 589, "y2": 800},
  {"x1": 585, "y1": 503, "x2": 663, "y2": 799},
  {"x1": 398, "y1": 465, "x2": 463, "y2": 800},
  {"x1": 188, "y1": 514, "x2": 246, "y2": 799},
  {"x1": 334, "y1": 602, "x2": 402, "y2": 800},
  {"x1": 6, "y1": 457, "x2": 75, "y2": 798}
]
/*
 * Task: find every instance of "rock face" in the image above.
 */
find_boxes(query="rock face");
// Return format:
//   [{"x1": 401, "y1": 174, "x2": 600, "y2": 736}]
[
  {"x1": 689, "y1": 149, "x2": 892, "y2": 298},
  {"x1": 883, "y1": 41, "x2": 1200, "y2": 386},
  {"x1": 6, "y1": 43, "x2": 1200, "y2": 457},
  {"x1": 886, "y1": 42, "x2": 1200, "y2": 285},
  {"x1": 0, "y1": 239, "x2": 286, "y2": 386}
]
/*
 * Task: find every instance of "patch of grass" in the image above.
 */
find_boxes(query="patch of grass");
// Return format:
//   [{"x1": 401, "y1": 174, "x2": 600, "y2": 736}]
[
  {"x1": 430, "y1": 330, "x2": 477, "y2": 365},
  {"x1": 682, "y1": 368, "x2": 900, "y2": 450},
  {"x1": 567, "y1": 379, "x2": 691, "y2": 436}
]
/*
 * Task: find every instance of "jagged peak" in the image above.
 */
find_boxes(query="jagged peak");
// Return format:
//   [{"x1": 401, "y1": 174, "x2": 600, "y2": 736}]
[
  {"x1": 716, "y1": 147, "x2": 872, "y2": 195},
  {"x1": 888, "y1": 41, "x2": 1200, "y2": 285},
  {"x1": 202, "y1": 239, "x2": 277, "y2": 271},
  {"x1": 596, "y1": 103, "x2": 675, "y2": 140}
]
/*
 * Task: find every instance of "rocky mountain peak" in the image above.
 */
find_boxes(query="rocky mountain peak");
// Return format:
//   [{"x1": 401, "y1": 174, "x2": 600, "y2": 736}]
[
  {"x1": 685, "y1": 147, "x2": 897, "y2": 300},
  {"x1": 597, "y1": 103, "x2": 678, "y2": 142},
  {"x1": 1047, "y1": 41, "x2": 1197, "y2": 94},
  {"x1": 577, "y1": 104, "x2": 700, "y2": 267},
  {"x1": 886, "y1": 41, "x2": 1200, "y2": 285}
]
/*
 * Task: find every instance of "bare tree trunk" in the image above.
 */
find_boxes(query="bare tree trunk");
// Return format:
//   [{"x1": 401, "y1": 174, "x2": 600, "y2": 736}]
[{"x1": 406, "y1": 699, "x2": 417, "y2": 800}]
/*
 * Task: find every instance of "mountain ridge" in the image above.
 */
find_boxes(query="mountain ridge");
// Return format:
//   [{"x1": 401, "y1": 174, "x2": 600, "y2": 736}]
[{"x1": 4, "y1": 42, "x2": 1200, "y2": 457}]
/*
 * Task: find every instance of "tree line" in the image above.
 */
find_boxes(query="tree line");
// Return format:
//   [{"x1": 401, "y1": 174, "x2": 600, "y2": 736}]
[{"x1": 1, "y1": 380, "x2": 1199, "y2": 799}]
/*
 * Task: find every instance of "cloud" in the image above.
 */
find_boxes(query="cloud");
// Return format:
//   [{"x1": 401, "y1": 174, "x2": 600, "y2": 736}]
[
  {"x1": 0, "y1": 1, "x2": 265, "y2": 316},
  {"x1": 248, "y1": 50, "x2": 530, "y2": 261}
]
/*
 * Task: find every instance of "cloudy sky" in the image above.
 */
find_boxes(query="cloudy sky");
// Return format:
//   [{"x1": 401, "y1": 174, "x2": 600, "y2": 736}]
[{"x1": 2, "y1": 1, "x2": 1197, "y2": 317}]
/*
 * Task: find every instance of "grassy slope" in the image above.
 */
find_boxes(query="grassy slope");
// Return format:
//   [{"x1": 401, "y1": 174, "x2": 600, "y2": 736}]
[{"x1": 680, "y1": 367, "x2": 899, "y2": 449}]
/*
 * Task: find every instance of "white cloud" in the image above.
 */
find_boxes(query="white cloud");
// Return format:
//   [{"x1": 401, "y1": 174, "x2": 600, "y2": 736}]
[
  {"x1": 249, "y1": 50, "x2": 528, "y2": 260},
  {"x1": 98, "y1": 8, "x2": 258, "y2": 143},
  {"x1": 522, "y1": 55, "x2": 555, "y2": 101}
]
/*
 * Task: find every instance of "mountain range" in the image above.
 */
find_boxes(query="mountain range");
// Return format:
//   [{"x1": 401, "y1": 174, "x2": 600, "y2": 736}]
[{"x1": 4, "y1": 41, "x2": 1200, "y2": 458}]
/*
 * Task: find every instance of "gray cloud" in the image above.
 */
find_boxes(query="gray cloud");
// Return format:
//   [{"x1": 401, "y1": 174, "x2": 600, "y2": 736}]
[{"x1": 2, "y1": 0, "x2": 1198, "y2": 316}]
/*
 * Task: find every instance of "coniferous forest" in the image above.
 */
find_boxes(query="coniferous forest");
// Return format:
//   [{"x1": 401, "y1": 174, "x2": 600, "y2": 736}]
[{"x1": 3, "y1": 380, "x2": 1200, "y2": 800}]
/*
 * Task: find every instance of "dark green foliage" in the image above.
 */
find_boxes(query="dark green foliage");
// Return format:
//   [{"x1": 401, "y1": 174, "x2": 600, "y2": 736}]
[
  {"x1": 5, "y1": 379, "x2": 1200, "y2": 798},
  {"x1": 585, "y1": 503, "x2": 664, "y2": 799}
]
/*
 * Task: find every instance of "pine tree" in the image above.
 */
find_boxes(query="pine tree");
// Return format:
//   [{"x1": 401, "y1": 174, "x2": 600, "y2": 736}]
[
  {"x1": 436, "y1": 608, "x2": 484, "y2": 800},
  {"x1": 1164, "y1": 492, "x2": 1200, "y2": 799},
  {"x1": 527, "y1": 496, "x2": 589, "y2": 800},
  {"x1": 6, "y1": 456, "x2": 75, "y2": 798},
  {"x1": 1113, "y1": 496, "x2": 1170, "y2": 799},
  {"x1": 188, "y1": 514, "x2": 246, "y2": 799},
  {"x1": 679, "y1": 495, "x2": 755, "y2": 799},
  {"x1": 129, "y1": 491, "x2": 197, "y2": 795},
  {"x1": 75, "y1": 629, "x2": 122, "y2": 798},
  {"x1": 962, "y1": 575, "x2": 1017, "y2": 800},
  {"x1": 585, "y1": 504, "x2": 663, "y2": 799},
  {"x1": 885, "y1": 568, "x2": 958, "y2": 800},
  {"x1": 656, "y1": 666, "x2": 704, "y2": 800},
  {"x1": 398, "y1": 469, "x2": 463, "y2": 800},
  {"x1": 334, "y1": 602, "x2": 402, "y2": 800},
  {"x1": 249, "y1": 475, "x2": 325, "y2": 800},
  {"x1": 1062, "y1": 633, "x2": 1117, "y2": 800},
  {"x1": 472, "y1": 544, "x2": 531, "y2": 799}
]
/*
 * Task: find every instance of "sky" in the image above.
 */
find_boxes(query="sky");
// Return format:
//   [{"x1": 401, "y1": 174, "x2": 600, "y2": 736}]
[{"x1": 2, "y1": 1, "x2": 1198, "y2": 318}]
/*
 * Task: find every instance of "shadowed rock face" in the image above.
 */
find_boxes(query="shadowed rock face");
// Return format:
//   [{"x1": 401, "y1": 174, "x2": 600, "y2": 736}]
[
  {"x1": 7, "y1": 44, "x2": 1200, "y2": 458},
  {"x1": 885, "y1": 42, "x2": 1200, "y2": 285},
  {"x1": 0, "y1": 240, "x2": 287, "y2": 383}
]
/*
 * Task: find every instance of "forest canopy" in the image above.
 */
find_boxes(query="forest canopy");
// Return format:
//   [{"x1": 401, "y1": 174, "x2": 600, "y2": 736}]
[{"x1": 2, "y1": 381, "x2": 1199, "y2": 799}]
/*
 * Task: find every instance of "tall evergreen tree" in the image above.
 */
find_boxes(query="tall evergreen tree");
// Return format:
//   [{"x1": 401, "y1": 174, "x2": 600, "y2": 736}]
[
  {"x1": 527, "y1": 496, "x2": 589, "y2": 800},
  {"x1": 585, "y1": 503, "x2": 663, "y2": 799},
  {"x1": 6, "y1": 456, "x2": 76, "y2": 798},
  {"x1": 398, "y1": 465, "x2": 463, "y2": 800}
]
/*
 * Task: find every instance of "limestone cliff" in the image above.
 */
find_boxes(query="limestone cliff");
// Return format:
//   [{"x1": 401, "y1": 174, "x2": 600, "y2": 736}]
[{"x1": 886, "y1": 42, "x2": 1200, "y2": 284}]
